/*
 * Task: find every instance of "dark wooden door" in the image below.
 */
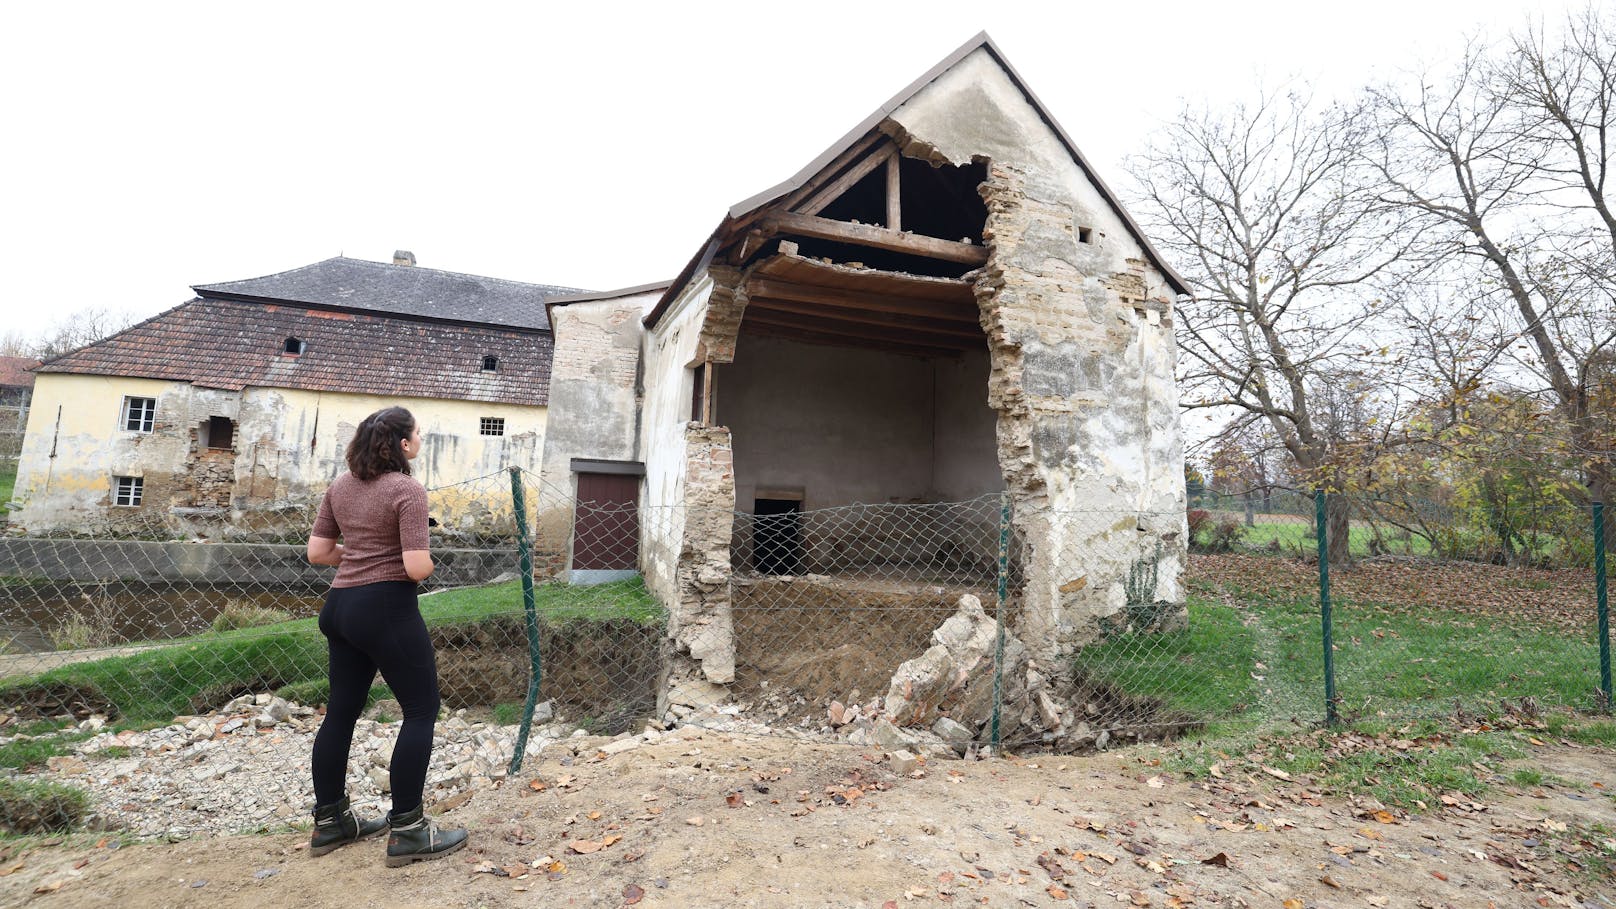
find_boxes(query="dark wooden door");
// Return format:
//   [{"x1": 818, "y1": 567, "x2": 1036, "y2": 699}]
[{"x1": 573, "y1": 473, "x2": 640, "y2": 571}]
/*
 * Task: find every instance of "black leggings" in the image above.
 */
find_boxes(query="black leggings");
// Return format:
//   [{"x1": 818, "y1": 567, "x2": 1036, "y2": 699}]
[{"x1": 311, "y1": 581, "x2": 440, "y2": 814}]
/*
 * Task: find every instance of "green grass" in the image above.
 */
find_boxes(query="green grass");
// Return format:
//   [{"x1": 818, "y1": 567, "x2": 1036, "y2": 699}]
[
  {"x1": 1223, "y1": 520, "x2": 1435, "y2": 558},
  {"x1": 0, "y1": 578, "x2": 663, "y2": 726},
  {"x1": 1073, "y1": 596, "x2": 1258, "y2": 720},
  {"x1": 0, "y1": 463, "x2": 15, "y2": 506},
  {"x1": 0, "y1": 778, "x2": 90, "y2": 834}
]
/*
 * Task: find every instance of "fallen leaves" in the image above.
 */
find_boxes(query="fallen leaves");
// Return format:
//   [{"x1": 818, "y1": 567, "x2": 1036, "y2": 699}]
[{"x1": 623, "y1": 883, "x2": 645, "y2": 904}]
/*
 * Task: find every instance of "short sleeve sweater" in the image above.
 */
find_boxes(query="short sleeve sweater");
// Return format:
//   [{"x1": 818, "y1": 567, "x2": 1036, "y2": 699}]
[{"x1": 311, "y1": 471, "x2": 431, "y2": 588}]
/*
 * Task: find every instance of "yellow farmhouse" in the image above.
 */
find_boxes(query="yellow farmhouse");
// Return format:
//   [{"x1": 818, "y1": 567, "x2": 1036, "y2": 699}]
[{"x1": 12, "y1": 253, "x2": 578, "y2": 536}]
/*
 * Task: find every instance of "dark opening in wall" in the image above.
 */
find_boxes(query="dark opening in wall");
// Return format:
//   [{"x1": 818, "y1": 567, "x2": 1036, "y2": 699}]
[
  {"x1": 753, "y1": 498, "x2": 802, "y2": 575},
  {"x1": 691, "y1": 363, "x2": 708, "y2": 423},
  {"x1": 284, "y1": 337, "x2": 306, "y2": 355},
  {"x1": 482, "y1": 355, "x2": 499, "y2": 372},
  {"x1": 205, "y1": 416, "x2": 235, "y2": 450}
]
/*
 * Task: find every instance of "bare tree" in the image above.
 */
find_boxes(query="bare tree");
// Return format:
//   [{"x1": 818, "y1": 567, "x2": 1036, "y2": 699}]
[
  {"x1": 1368, "y1": 10, "x2": 1616, "y2": 525},
  {"x1": 1129, "y1": 89, "x2": 1420, "y2": 562},
  {"x1": 35, "y1": 307, "x2": 138, "y2": 359}
]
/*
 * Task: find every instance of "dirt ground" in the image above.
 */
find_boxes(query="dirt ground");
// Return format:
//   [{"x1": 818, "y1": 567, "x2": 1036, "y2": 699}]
[{"x1": 3, "y1": 729, "x2": 1613, "y2": 909}]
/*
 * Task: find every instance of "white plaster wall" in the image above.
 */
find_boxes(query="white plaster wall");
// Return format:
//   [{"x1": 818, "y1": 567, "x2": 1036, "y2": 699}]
[
  {"x1": 536, "y1": 292, "x2": 659, "y2": 553},
  {"x1": 891, "y1": 47, "x2": 1187, "y2": 638},
  {"x1": 890, "y1": 49, "x2": 1176, "y2": 305},
  {"x1": 638, "y1": 278, "x2": 711, "y2": 602}
]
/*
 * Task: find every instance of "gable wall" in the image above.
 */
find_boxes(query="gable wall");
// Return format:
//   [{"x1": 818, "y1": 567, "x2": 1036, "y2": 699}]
[{"x1": 889, "y1": 47, "x2": 1187, "y2": 669}]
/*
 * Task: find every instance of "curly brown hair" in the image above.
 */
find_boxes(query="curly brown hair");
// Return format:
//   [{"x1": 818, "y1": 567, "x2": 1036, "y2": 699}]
[{"x1": 346, "y1": 406, "x2": 415, "y2": 480}]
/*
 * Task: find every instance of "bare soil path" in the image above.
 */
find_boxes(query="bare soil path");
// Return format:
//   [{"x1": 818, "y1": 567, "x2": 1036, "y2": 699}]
[{"x1": 3, "y1": 730, "x2": 1612, "y2": 908}]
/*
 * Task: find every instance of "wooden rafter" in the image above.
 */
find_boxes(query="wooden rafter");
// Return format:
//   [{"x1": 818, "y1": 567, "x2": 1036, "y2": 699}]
[
  {"x1": 741, "y1": 309, "x2": 980, "y2": 351},
  {"x1": 885, "y1": 155, "x2": 901, "y2": 230},
  {"x1": 742, "y1": 321, "x2": 963, "y2": 359},
  {"x1": 748, "y1": 297, "x2": 983, "y2": 339},
  {"x1": 796, "y1": 145, "x2": 897, "y2": 217},
  {"x1": 746, "y1": 277, "x2": 978, "y2": 321},
  {"x1": 761, "y1": 211, "x2": 988, "y2": 265}
]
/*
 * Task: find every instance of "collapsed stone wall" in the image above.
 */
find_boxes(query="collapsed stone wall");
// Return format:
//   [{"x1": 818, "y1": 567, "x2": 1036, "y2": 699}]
[{"x1": 973, "y1": 162, "x2": 1187, "y2": 698}]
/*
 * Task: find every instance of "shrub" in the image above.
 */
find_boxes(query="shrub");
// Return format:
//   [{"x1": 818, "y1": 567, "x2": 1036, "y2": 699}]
[
  {"x1": 0, "y1": 778, "x2": 90, "y2": 834},
  {"x1": 1186, "y1": 510, "x2": 1213, "y2": 550},
  {"x1": 1209, "y1": 518, "x2": 1244, "y2": 553},
  {"x1": 210, "y1": 602, "x2": 294, "y2": 633}
]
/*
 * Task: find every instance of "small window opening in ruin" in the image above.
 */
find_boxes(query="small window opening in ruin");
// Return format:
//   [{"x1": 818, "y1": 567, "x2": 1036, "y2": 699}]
[
  {"x1": 482, "y1": 355, "x2": 499, "y2": 372},
  {"x1": 1078, "y1": 227, "x2": 1094, "y2": 244},
  {"x1": 121, "y1": 396, "x2": 156, "y2": 433},
  {"x1": 753, "y1": 498, "x2": 803, "y2": 575},
  {"x1": 113, "y1": 475, "x2": 143, "y2": 507},
  {"x1": 480, "y1": 417, "x2": 505, "y2": 436},
  {"x1": 204, "y1": 416, "x2": 235, "y2": 451},
  {"x1": 691, "y1": 363, "x2": 708, "y2": 424},
  {"x1": 284, "y1": 337, "x2": 306, "y2": 355}
]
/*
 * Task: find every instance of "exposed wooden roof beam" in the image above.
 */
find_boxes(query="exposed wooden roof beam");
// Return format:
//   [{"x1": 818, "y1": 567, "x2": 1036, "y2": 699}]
[
  {"x1": 742, "y1": 309, "x2": 980, "y2": 351},
  {"x1": 885, "y1": 155, "x2": 901, "y2": 230},
  {"x1": 761, "y1": 211, "x2": 989, "y2": 266},
  {"x1": 747, "y1": 277, "x2": 978, "y2": 320},
  {"x1": 796, "y1": 145, "x2": 897, "y2": 217},
  {"x1": 773, "y1": 132, "x2": 889, "y2": 215},
  {"x1": 742, "y1": 321, "x2": 964, "y2": 359},
  {"x1": 748, "y1": 297, "x2": 984, "y2": 339}
]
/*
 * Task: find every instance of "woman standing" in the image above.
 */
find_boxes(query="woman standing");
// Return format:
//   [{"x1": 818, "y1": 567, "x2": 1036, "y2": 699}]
[{"x1": 305, "y1": 406, "x2": 468, "y2": 866}]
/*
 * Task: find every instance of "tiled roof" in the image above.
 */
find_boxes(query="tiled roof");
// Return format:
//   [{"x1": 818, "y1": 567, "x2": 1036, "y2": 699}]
[
  {"x1": 193, "y1": 257, "x2": 582, "y2": 331},
  {"x1": 38, "y1": 298, "x2": 552, "y2": 406},
  {"x1": 0, "y1": 356, "x2": 40, "y2": 388}
]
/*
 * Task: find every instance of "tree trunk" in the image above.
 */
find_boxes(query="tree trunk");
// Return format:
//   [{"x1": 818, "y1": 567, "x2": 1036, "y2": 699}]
[
  {"x1": 1244, "y1": 491, "x2": 1256, "y2": 528},
  {"x1": 1326, "y1": 493, "x2": 1353, "y2": 566}
]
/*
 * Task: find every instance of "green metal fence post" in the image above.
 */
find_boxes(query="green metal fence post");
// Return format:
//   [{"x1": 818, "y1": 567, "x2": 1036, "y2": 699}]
[
  {"x1": 1316, "y1": 489, "x2": 1339, "y2": 726},
  {"x1": 507, "y1": 467, "x2": 542, "y2": 774},
  {"x1": 1595, "y1": 502, "x2": 1610, "y2": 713},
  {"x1": 990, "y1": 492, "x2": 1009, "y2": 753}
]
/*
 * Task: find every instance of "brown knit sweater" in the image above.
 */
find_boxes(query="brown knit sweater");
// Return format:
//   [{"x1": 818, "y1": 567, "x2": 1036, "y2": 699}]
[{"x1": 311, "y1": 471, "x2": 431, "y2": 588}]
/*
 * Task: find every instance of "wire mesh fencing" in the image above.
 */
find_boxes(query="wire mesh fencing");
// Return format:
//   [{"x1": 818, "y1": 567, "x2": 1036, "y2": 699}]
[{"x1": 2, "y1": 472, "x2": 1613, "y2": 838}]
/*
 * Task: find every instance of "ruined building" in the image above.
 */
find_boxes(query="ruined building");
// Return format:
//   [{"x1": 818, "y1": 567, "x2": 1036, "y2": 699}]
[{"x1": 538, "y1": 33, "x2": 1190, "y2": 730}]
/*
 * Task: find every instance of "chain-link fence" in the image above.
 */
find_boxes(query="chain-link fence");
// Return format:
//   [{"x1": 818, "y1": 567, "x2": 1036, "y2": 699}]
[
  {"x1": 1, "y1": 473, "x2": 1611, "y2": 836},
  {"x1": 1180, "y1": 491, "x2": 1611, "y2": 727}
]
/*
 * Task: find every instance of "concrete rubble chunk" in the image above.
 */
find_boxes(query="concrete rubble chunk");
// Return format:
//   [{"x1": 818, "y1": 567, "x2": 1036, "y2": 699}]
[
  {"x1": 931, "y1": 717, "x2": 974, "y2": 755},
  {"x1": 887, "y1": 750, "x2": 921, "y2": 775},
  {"x1": 599, "y1": 738, "x2": 641, "y2": 757}
]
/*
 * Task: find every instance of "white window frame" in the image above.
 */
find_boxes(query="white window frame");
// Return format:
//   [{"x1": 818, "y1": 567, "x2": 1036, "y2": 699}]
[
  {"x1": 121, "y1": 396, "x2": 156, "y2": 433},
  {"x1": 112, "y1": 475, "x2": 143, "y2": 507},
  {"x1": 479, "y1": 417, "x2": 505, "y2": 437}
]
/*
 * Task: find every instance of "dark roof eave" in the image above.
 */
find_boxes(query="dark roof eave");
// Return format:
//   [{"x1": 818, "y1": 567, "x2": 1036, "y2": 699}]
[{"x1": 195, "y1": 290, "x2": 554, "y2": 335}]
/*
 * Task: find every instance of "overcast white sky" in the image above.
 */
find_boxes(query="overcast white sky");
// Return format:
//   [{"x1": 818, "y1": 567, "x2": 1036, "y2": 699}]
[{"x1": 0, "y1": 0, "x2": 1587, "y2": 341}]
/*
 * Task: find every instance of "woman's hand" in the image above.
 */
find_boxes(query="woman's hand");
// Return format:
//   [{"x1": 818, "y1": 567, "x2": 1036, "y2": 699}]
[{"x1": 307, "y1": 536, "x2": 344, "y2": 567}]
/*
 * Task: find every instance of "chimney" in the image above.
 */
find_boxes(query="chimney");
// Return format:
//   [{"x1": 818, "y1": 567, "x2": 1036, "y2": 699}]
[{"x1": 393, "y1": 250, "x2": 416, "y2": 266}]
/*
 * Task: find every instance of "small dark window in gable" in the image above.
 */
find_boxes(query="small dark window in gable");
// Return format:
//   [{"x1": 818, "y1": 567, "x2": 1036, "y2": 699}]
[
  {"x1": 482, "y1": 355, "x2": 499, "y2": 372},
  {"x1": 284, "y1": 337, "x2": 306, "y2": 355}
]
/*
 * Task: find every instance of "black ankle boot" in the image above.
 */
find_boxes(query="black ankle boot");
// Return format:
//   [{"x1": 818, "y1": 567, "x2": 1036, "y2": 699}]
[
  {"x1": 385, "y1": 804, "x2": 468, "y2": 867},
  {"x1": 310, "y1": 796, "x2": 387, "y2": 856}
]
